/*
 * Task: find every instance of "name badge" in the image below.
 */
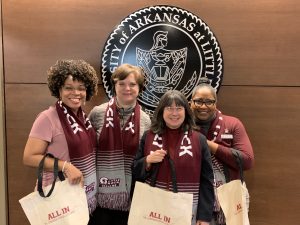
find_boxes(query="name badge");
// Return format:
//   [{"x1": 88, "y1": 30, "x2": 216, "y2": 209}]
[{"x1": 221, "y1": 134, "x2": 233, "y2": 139}]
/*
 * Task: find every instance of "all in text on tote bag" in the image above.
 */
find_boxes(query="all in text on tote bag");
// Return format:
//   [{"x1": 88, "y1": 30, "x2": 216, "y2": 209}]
[
  {"x1": 128, "y1": 155, "x2": 194, "y2": 225},
  {"x1": 216, "y1": 151, "x2": 250, "y2": 225}
]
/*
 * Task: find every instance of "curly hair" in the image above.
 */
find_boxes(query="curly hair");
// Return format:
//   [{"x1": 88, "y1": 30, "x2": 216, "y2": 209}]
[{"x1": 47, "y1": 59, "x2": 98, "y2": 101}]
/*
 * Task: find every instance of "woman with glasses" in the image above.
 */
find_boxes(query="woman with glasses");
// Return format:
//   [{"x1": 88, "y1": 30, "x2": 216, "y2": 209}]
[
  {"x1": 190, "y1": 78, "x2": 254, "y2": 225},
  {"x1": 133, "y1": 90, "x2": 214, "y2": 225},
  {"x1": 23, "y1": 59, "x2": 99, "y2": 219},
  {"x1": 88, "y1": 63, "x2": 151, "y2": 225}
]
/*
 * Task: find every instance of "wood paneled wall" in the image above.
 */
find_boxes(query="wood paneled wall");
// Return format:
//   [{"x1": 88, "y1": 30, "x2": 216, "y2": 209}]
[
  {"x1": 3, "y1": 0, "x2": 300, "y2": 224},
  {"x1": 0, "y1": 3, "x2": 8, "y2": 224}
]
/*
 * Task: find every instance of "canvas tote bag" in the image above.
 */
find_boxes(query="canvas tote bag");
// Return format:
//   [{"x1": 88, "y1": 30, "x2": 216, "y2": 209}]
[
  {"x1": 128, "y1": 155, "x2": 194, "y2": 225},
  {"x1": 19, "y1": 154, "x2": 89, "y2": 225},
  {"x1": 216, "y1": 151, "x2": 250, "y2": 225}
]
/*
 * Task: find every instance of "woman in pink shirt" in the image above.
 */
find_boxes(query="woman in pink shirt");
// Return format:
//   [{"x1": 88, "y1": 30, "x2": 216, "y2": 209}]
[{"x1": 23, "y1": 59, "x2": 99, "y2": 219}]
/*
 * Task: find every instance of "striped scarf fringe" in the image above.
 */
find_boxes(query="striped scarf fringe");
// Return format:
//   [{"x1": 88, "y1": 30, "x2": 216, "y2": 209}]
[{"x1": 97, "y1": 192, "x2": 130, "y2": 211}]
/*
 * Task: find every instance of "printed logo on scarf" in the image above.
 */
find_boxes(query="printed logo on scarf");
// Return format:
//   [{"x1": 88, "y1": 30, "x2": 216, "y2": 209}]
[
  {"x1": 100, "y1": 5, "x2": 223, "y2": 114},
  {"x1": 85, "y1": 182, "x2": 95, "y2": 194},
  {"x1": 99, "y1": 177, "x2": 121, "y2": 187},
  {"x1": 59, "y1": 101, "x2": 84, "y2": 134},
  {"x1": 105, "y1": 98, "x2": 115, "y2": 128},
  {"x1": 152, "y1": 131, "x2": 193, "y2": 157},
  {"x1": 179, "y1": 131, "x2": 193, "y2": 157},
  {"x1": 153, "y1": 134, "x2": 163, "y2": 149}
]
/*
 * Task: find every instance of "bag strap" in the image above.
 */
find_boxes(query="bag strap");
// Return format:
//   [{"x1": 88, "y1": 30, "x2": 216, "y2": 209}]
[
  {"x1": 167, "y1": 155, "x2": 178, "y2": 193},
  {"x1": 150, "y1": 154, "x2": 178, "y2": 193},
  {"x1": 37, "y1": 153, "x2": 64, "y2": 198},
  {"x1": 231, "y1": 149, "x2": 244, "y2": 183}
]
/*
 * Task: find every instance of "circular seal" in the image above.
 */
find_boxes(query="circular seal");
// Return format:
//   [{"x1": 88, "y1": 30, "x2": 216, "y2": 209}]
[{"x1": 101, "y1": 5, "x2": 223, "y2": 113}]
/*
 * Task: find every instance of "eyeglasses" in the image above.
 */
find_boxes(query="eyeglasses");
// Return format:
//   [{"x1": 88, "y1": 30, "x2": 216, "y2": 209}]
[
  {"x1": 192, "y1": 99, "x2": 216, "y2": 107},
  {"x1": 165, "y1": 106, "x2": 184, "y2": 113},
  {"x1": 62, "y1": 86, "x2": 87, "y2": 93}
]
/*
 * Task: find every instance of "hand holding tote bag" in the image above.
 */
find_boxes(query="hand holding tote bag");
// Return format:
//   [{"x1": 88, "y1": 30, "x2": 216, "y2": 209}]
[
  {"x1": 19, "y1": 154, "x2": 89, "y2": 225},
  {"x1": 128, "y1": 155, "x2": 194, "y2": 225},
  {"x1": 216, "y1": 151, "x2": 250, "y2": 225}
]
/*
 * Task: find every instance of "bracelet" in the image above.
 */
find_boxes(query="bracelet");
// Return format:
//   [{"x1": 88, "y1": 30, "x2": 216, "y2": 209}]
[{"x1": 62, "y1": 160, "x2": 68, "y2": 173}]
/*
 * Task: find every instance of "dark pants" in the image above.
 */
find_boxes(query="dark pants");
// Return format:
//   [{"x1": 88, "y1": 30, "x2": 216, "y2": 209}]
[{"x1": 88, "y1": 207, "x2": 129, "y2": 225}]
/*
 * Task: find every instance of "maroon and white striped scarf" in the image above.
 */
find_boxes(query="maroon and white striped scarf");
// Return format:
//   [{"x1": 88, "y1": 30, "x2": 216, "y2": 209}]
[
  {"x1": 206, "y1": 110, "x2": 225, "y2": 173},
  {"x1": 56, "y1": 100, "x2": 97, "y2": 213},
  {"x1": 144, "y1": 128, "x2": 201, "y2": 202},
  {"x1": 97, "y1": 97, "x2": 140, "y2": 211},
  {"x1": 201, "y1": 110, "x2": 226, "y2": 224}
]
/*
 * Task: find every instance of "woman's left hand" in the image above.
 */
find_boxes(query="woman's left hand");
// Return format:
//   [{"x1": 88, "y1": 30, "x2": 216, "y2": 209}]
[{"x1": 63, "y1": 163, "x2": 84, "y2": 186}]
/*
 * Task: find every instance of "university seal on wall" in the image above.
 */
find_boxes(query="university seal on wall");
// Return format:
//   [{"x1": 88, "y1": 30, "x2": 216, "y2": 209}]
[{"x1": 101, "y1": 5, "x2": 223, "y2": 113}]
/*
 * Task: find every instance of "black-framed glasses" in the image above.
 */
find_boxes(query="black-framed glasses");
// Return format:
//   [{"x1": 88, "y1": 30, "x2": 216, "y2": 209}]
[{"x1": 192, "y1": 99, "x2": 216, "y2": 107}]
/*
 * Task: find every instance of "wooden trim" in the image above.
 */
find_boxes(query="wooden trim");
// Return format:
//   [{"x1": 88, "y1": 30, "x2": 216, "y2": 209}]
[{"x1": 0, "y1": 0, "x2": 8, "y2": 224}]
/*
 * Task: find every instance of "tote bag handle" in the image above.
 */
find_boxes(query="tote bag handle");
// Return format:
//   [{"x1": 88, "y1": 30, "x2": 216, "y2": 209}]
[
  {"x1": 150, "y1": 154, "x2": 178, "y2": 193},
  {"x1": 37, "y1": 153, "x2": 65, "y2": 197},
  {"x1": 232, "y1": 150, "x2": 244, "y2": 183}
]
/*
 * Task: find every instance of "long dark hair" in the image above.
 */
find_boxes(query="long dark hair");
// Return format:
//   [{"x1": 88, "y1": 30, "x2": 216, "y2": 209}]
[{"x1": 151, "y1": 90, "x2": 196, "y2": 134}]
